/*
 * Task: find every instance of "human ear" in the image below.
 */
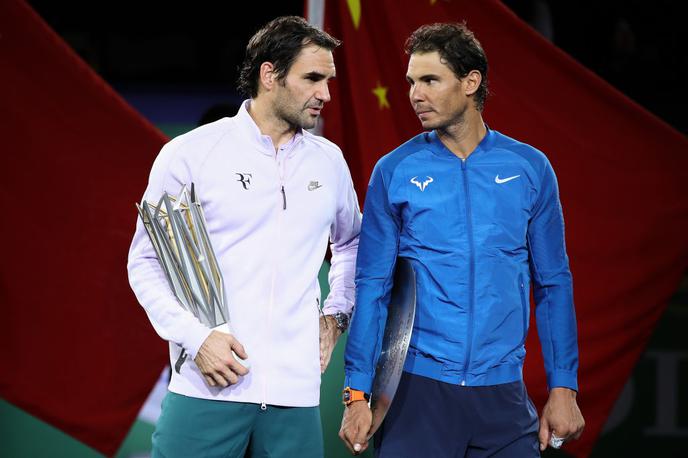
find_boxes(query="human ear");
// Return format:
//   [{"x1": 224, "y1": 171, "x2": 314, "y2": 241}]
[
  {"x1": 464, "y1": 70, "x2": 482, "y2": 97},
  {"x1": 259, "y1": 62, "x2": 276, "y2": 91}
]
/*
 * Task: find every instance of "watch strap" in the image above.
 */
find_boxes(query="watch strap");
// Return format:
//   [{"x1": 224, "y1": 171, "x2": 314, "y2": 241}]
[{"x1": 342, "y1": 386, "x2": 369, "y2": 406}]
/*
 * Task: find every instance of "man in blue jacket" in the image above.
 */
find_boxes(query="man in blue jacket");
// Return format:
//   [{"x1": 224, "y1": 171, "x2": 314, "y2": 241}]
[{"x1": 339, "y1": 22, "x2": 584, "y2": 457}]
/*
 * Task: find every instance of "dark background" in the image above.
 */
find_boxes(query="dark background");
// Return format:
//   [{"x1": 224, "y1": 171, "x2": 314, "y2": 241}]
[{"x1": 28, "y1": 0, "x2": 686, "y2": 133}]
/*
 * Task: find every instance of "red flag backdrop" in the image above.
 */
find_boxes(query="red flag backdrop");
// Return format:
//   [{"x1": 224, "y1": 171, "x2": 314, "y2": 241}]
[
  {"x1": 318, "y1": 0, "x2": 688, "y2": 456},
  {"x1": 0, "y1": 2, "x2": 169, "y2": 455}
]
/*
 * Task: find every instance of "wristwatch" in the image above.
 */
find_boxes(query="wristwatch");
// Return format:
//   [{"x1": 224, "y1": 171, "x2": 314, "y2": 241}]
[
  {"x1": 342, "y1": 386, "x2": 370, "y2": 406},
  {"x1": 327, "y1": 311, "x2": 350, "y2": 332}
]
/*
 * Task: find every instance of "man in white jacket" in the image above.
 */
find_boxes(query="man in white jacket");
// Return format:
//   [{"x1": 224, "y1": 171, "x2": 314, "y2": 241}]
[{"x1": 127, "y1": 16, "x2": 361, "y2": 458}]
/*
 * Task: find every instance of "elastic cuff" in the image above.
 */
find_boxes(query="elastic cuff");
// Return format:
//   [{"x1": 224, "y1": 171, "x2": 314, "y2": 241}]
[
  {"x1": 547, "y1": 369, "x2": 578, "y2": 392},
  {"x1": 183, "y1": 324, "x2": 213, "y2": 360},
  {"x1": 322, "y1": 299, "x2": 354, "y2": 316},
  {"x1": 343, "y1": 371, "x2": 374, "y2": 394}
]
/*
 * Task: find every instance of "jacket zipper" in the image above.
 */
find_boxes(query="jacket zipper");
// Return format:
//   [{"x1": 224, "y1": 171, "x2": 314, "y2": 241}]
[
  {"x1": 461, "y1": 158, "x2": 475, "y2": 386},
  {"x1": 279, "y1": 149, "x2": 287, "y2": 210},
  {"x1": 518, "y1": 273, "x2": 528, "y2": 346},
  {"x1": 262, "y1": 153, "x2": 287, "y2": 410}
]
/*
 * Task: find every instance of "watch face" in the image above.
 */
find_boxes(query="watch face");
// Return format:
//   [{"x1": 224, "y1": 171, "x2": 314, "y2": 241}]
[{"x1": 334, "y1": 312, "x2": 349, "y2": 331}]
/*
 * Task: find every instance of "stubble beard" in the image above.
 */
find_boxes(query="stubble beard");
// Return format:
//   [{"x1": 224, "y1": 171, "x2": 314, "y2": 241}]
[
  {"x1": 433, "y1": 103, "x2": 467, "y2": 135},
  {"x1": 274, "y1": 84, "x2": 318, "y2": 131}
]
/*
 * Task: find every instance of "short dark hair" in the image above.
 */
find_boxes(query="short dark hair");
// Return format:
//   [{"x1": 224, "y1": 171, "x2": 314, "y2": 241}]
[
  {"x1": 404, "y1": 22, "x2": 489, "y2": 111},
  {"x1": 237, "y1": 16, "x2": 341, "y2": 98}
]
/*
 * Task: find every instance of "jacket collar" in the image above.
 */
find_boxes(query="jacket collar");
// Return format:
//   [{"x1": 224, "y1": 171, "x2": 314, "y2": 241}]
[{"x1": 236, "y1": 99, "x2": 304, "y2": 157}]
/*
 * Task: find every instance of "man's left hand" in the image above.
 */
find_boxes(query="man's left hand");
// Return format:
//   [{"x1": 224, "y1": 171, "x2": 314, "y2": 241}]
[
  {"x1": 319, "y1": 315, "x2": 342, "y2": 373},
  {"x1": 539, "y1": 387, "x2": 585, "y2": 451}
]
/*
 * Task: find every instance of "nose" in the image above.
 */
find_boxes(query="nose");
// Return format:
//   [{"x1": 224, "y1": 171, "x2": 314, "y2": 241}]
[
  {"x1": 316, "y1": 81, "x2": 331, "y2": 103},
  {"x1": 409, "y1": 83, "x2": 423, "y2": 103}
]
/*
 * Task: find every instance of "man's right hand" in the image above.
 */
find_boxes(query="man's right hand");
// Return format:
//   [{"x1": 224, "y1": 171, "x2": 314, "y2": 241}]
[
  {"x1": 339, "y1": 401, "x2": 373, "y2": 455},
  {"x1": 193, "y1": 330, "x2": 249, "y2": 388}
]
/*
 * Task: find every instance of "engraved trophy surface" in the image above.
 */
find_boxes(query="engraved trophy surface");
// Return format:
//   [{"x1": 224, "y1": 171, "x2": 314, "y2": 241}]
[
  {"x1": 368, "y1": 257, "x2": 416, "y2": 438},
  {"x1": 136, "y1": 183, "x2": 230, "y2": 372}
]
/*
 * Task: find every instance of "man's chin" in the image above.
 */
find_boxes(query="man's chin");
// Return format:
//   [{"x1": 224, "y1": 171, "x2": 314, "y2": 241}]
[
  {"x1": 420, "y1": 120, "x2": 436, "y2": 130},
  {"x1": 301, "y1": 116, "x2": 319, "y2": 130}
]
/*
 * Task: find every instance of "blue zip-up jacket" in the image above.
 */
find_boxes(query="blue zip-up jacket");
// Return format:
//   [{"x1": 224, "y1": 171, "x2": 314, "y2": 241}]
[{"x1": 344, "y1": 128, "x2": 578, "y2": 393}]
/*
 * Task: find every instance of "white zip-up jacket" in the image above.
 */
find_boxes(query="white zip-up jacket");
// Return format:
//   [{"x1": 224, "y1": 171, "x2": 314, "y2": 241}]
[{"x1": 127, "y1": 100, "x2": 361, "y2": 407}]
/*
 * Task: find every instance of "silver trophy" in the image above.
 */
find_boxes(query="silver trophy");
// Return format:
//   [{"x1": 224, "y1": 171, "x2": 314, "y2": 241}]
[
  {"x1": 368, "y1": 257, "x2": 416, "y2": 438},
  {"x1": 136, "y1": 183, "x2": 229, "y2": 372}
]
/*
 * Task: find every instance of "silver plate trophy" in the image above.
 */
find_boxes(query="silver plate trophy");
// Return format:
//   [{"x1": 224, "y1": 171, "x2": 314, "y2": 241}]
[
  {"x1": 368, "y1": 257, "x2": 416, "y2": 438},
  {"x1": 136, "y1": 183, "x2": 230, "y2": 373}
]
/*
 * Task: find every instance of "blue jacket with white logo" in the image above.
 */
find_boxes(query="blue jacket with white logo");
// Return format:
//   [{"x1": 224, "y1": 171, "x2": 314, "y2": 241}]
[{"x1": 344, "y1": 128, "x2": 579, "y2": 393}]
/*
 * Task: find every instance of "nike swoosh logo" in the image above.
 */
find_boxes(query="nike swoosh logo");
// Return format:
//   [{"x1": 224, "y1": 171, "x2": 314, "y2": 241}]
[{"x1": 495, "y1": 174, "x2": 520, "y2": 184}]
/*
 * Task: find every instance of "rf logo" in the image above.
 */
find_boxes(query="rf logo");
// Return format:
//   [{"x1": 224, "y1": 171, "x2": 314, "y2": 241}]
[{"x1": 236, "y1": 173, "x2": 253, "y2": 190}]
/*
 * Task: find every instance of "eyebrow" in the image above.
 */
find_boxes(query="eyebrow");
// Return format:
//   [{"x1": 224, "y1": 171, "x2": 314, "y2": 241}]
[
  {"x1": 406, "y1": 73, "x2": 439, "y2": 83},
  {"x1": 304, "y1": 71, "x2": 335, "y2": 80}
]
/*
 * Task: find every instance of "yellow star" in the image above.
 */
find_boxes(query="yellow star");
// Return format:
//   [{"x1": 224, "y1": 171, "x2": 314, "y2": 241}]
[
  {"x1": 347, "y1": 0, "x2": 361, "y2": 29},
  {"x1": 430, "y1": 0, "x2": 437, "y2": 4},
  {"x1": 372, "y1": 82, "x2": 390, "y2": 109}
]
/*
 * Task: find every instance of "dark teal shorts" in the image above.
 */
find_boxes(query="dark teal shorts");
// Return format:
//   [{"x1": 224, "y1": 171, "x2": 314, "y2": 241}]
[{"x1": 152, "y1": 392, "x2": 323, "y2": 458}]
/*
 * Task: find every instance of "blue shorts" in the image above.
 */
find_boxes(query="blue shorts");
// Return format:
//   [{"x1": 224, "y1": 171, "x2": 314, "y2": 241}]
[{"x1": 374, "y1": 372, "x2": 540, "y2": 458}]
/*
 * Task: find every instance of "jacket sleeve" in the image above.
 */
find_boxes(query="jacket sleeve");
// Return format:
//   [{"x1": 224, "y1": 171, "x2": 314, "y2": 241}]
[
  {"x1": 127, "y1": 142, "x2": 212, "y2": 360},
  {"x1": 344, "y1": 162, "x2": 401, "y2": 393},
  {"x1": 528, "y1": 158, "x2": 579, "y2": 391},
  {"x1": 322, "y1": 155, "x2": 362, "y2": 316}
]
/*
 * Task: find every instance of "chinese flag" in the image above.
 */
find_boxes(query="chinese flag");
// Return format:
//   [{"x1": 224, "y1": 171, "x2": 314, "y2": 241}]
[
  {"x1": 315, "y1": 0, "x2": 688, "y2": 456},
  {"x1": 0, "y1": 1, "x2": 168, "y2": 455}
]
